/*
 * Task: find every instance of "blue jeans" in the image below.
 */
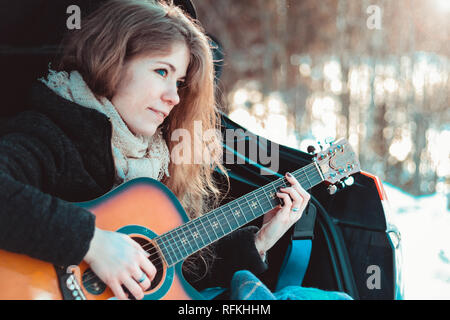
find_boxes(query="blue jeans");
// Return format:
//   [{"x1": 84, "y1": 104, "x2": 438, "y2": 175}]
[{"x1": 229, "y1": 270, "x2": 353, "y2": 300}]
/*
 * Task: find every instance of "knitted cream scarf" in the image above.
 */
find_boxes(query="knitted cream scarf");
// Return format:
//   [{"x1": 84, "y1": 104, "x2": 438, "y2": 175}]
[{"x1": 39, "y1": 69, "x2": 170, "y2": 187}]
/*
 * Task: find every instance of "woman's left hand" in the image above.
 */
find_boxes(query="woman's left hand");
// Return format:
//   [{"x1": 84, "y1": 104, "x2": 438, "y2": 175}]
[{"x1": 254, "y1": 172, "x2": 311, "y2": 259}]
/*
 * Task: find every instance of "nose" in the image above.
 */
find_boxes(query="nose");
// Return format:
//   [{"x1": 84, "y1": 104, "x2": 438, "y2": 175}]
[{"x1": 161, "y1": 84, "x2": 180, "y2": 108}]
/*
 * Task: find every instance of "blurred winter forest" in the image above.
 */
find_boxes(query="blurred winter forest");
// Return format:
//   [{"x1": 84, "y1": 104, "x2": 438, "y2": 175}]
[{"x1": 194, "y1": 0, "x2": 449, "y2": 200}]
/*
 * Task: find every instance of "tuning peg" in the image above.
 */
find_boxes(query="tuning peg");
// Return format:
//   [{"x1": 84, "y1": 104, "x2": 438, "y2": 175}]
[
  {"x1": 327, "y1": 184, "x2": 338, "y2": 195},
  {"x1": 307, "y1": 145, "x2": 316, "y2": 154},
  {"x1": 325, "y1": 137, "x2": 335, "y2": 145},
  {"x1": 343, "y1": 176, "x2": 354, "y2": 186},
  {"x1": 317, "y1": 141, "x2": 323, "y2": 151}
]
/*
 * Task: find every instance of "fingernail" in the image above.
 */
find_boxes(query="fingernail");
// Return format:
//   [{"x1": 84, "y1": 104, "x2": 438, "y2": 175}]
[{"x1": 286, "y1": 172, "x2": 293, "y2": 177}]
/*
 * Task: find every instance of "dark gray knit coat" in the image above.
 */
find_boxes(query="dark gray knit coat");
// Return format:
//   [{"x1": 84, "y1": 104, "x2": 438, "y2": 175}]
[{"x1": 0, "y1": 82, "x2": 267, "y2": 290}]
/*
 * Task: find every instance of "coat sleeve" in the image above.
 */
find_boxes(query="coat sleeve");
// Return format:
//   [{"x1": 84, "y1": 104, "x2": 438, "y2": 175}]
[
  {"x1": 184, "y1": 225, "x2": 268, "y2": 290},
  {"x1": 0, "y1": 112, "x2": 96, "y2": 267}
]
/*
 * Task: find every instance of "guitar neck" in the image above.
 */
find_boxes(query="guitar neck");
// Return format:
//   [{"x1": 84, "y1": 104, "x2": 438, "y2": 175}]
[{"x1": 154, "y1": 162, "x2": 324, "y2": 266}]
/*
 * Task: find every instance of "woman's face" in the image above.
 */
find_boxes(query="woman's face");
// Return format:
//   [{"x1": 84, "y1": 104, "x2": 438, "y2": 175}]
[{"x1": 112, "y1": 42, "x2": 190, "y2": 137}]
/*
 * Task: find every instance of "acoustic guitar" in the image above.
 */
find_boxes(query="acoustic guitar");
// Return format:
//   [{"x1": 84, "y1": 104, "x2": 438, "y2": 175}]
[{"x1": 0, "y1": 139, "x2": 360, "y2": 300}]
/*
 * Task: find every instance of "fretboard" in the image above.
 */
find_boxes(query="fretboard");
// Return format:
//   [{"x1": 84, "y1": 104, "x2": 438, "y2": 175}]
[{"x1": 154, "y1": 162, "x2": 324, "y2": 266}]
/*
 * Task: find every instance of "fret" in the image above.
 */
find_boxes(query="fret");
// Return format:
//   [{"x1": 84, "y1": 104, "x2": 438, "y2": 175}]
[
  {"x1": 178, "y1": 224, "x2": 195, "y2": 256},
  {"x1": 271, "y1": 179, "x2": 286, "y2": 208},
  {"x1": 225, "y1": 202, "x2": 240, "y2": 229},
  {"x1": 205, "y1": 214, "x2": 220, "y2": 241},
  {"x1": 270, "y1": 184, "x2": 281, "y2": 206},
  {"x1": 304, "y1": 168, "x2": 316, "y2": 188},
  {"x1": 214, "y1": 210, "x2": 227, "y2": 236},
  {"x1": 312, "y1": 165, "x2": 324, "y2": 186},
  {"x1": 254, "y1": 191, "x2": 268, "y2": 218},
  {"x1": 229, "y1": 201, "x2": 245, "y2": 228},
  {"x1": 273, "y1": 178, "x2": 286, "y2": 192},
  {"x1": 261, "y1": 187, "x2": 277, "y2": 210},
  {"x1": 298, "y1": 168, "x2": 310, "y2": 190},
  {"x1": 314, "y1": 161, "x2": 325, "y2": 182},
  {"x1": 236, "y1": 199, "x2": 250, "y2": 224},
  {"x1": 170, "y1": 228, "x2": 189, "y2": 260},
  {"x1": 210, "y1": 211, "x2": 222, "y2": 235},
  {"x1": 198, "y1": 214, "x2": 214, "y2": 245},
  {"x1": 190, "y1": 219, "x2": 205, "y2": 249},
  {"x1": 218, "y1": 207, "x2": 233, "y2": 234},
  {"x1": 254, "y1": 190, "x2": 267, "y2": 214},
  {"x1": 154, "y1": 236, "x2": 173, "y2": 266},
  {"x1": 158, "y1": 233, "x2": 173, "y2": 265},
  {"x1": 305, "y1": 167, "x2": 313, "y2": 189},
  {"x1": 245, "y1": 196, "x2": 258, "y2": 218},
  {"x1": 270, "y1": 182, "x2": 280, "y2": 203},
  {"x1": 267, "y1": 183, "x2": 280, "y2": 208},
  {"x1": 162, "y1": 232, "x2": 182, "y2": 264}
]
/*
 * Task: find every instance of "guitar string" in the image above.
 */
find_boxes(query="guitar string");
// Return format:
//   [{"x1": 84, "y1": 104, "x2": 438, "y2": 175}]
[
  {"x1": 81, "y1": 165, "x2": 324, "y2": 286},
  {"x1": 128, "y1": 163, "x2": 321, "y2": 261},
  {"x1": 81, "y1": 166, "x2": 324, "y2": 286},
  {"x1": 84, "y1": 151, "x2": 352, "y2": 287},
  {"x1": 81, "y1": 164, "x2": 324, "y2": 285},
  {"x1": 81, "y1": 171, "x2": 322, "y2": 287},
  {"x1": 149, "y1": 165, "x2": 322, "y2": 261},
  {"x1": 150, "y1": 163, "x2": 322, "y2": 256},
  {"x1": 82, "y1": 174, "x2": 325, "y2": 287}
]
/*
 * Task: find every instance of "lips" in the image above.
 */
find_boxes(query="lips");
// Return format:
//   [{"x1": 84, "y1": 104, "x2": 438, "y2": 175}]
[{"x1": 147, "y1": 107, "x2": 167, "y2": 121}]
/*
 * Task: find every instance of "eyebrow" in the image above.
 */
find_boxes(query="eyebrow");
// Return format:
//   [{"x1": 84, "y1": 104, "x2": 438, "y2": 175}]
[{"x1": 156, "y1": 61, "x2": 186, "y2": 80}]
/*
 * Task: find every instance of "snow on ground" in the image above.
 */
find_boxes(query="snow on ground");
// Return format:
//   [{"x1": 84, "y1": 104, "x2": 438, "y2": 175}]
[{"x1": 383, "y1": 182, "x2": 450, "y2": 300}]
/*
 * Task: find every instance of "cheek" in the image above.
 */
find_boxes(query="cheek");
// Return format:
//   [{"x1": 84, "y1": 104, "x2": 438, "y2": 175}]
[{"x1": 115, "y1": 81, "x2": 148, "y2": 109}]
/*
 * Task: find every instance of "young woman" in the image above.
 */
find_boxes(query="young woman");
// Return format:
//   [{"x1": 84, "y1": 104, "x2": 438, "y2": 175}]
[{"x1": 0, "y1": 0, "x2": 310, "y2": 300}]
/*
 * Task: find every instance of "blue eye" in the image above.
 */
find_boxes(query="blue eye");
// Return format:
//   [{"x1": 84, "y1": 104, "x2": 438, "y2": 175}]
[
  {"x1": 155, "y1": 69, "x2": 168, "y2": 77},
  {"x1": 176, "y1": 80, "x2": 185, "y2": 88}
]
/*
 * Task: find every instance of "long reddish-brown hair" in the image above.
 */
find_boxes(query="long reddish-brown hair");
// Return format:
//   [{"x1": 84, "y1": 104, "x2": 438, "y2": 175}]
[{"x1": 57, "y1": 0, "x2": 229, "y2": 277}]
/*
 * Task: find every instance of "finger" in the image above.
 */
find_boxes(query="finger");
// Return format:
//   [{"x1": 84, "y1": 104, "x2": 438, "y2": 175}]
[
  {"x1": 285, "y1": 172, "x2": 301, "y2": 188},
  {"x1": 109, "y1": 280, "x2": 128, "y2": 300},
  {"x1": 280, "y1": 187, "x2": 302, "y2": 204},
  {"x1": 279, "y1": 187, "x2": 303, "y2": 211},
  {"x1": 123, "y1": 276, "x2": 145, "y2": 300},
  {"x1": 129, "y1": 236, "x2": 145, "y2": 251},
  {"x1": 276, "y1": 192, "x2": 292, "y2": 209},
  {"x1": 285, "y1": 173, "x2": 311, "y2": 203},
  {"x1": 140, "y1": 254, "x2": 157, "y2": 282},
  {"x1": 280, "y1": 188, "x2": 305, "y2": 223},
  {"x1": 133, "y1": 268, "x2": 152, "y2": 292},
  {"x1": 285, "y1": 173, "x2": 309, "y2": 195}
]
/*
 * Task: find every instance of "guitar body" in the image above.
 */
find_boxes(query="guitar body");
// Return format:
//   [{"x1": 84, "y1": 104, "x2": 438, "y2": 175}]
[
  {"x1": 0, "y1": 138, "x2": 360, "y2": 300},
  {"x1": 0, "y1": 178, "x2": 205, "y2": 300}
]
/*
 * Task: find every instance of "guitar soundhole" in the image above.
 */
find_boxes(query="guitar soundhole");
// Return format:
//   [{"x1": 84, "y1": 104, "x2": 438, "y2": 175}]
[{"x1": 81, "y1": 236, "x2": 164, "y2": 298}]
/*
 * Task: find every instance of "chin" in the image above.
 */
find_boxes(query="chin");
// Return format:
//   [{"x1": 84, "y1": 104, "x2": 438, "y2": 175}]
[{"x1": 134, "y1": 126, "x2": 158, "y2": 138}]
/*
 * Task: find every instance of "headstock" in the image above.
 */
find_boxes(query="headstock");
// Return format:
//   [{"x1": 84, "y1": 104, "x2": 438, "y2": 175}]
[{"x1": 313, "y1": 138, "x2": 361, "y2": 188}]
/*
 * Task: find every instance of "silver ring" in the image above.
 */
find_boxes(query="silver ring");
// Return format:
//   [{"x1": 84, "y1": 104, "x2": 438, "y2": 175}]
[
  {"x1": 137, "y1": 272, "x2": 147, "y2": 283},
  {"x1": 291, "y1": 207, "x2": 300, "y2": 212}
]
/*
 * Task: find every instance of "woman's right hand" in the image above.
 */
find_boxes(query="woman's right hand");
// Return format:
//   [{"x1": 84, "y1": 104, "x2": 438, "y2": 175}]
[{"x1": 83, "y1": 227, "x2": 156, "y2": 300}]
